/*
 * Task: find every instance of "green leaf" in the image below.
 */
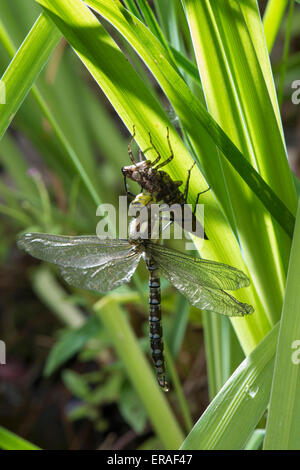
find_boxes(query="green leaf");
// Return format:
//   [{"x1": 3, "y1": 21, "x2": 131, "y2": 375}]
[
  {"x1": 123, "y1": 0, "x2": 142, "y2": 20},
  {"x1": 264, "y1": 199, "x2": 300, "y2": 449},
  {"x1": 263, "y1": 0, "x2": 290, "y2": 52},
  {"x1": 67, "y1": 403, "x2": 99, "y2": 422},
  {"x1": 0, "y1": 134, "x2": 39, "y2": 199},
  {"x1": 136, "y1": 0, "x2": 174, "y2": 58},
  {"x1": 0, "y1": 14, "x2": 103, "y2": 208},
  {"x1": 183, "y1": 0, "x2": 296, "y2": 326},
  {"x1": 44, "y1": 314, "x2": 102, "y2": 376},
  {"x1": 0, "y1": 426, "x2": 40, "y2": 450},
  {"x1": 62, "y1": 370, "x2": 90, "y2": 399},
  {"x1": 31, "y1": 267, "x2": 85, "y2": 328},
  {"x1": 292, "y1": 172, "x2": 300, "y2": 197},
  {"x1": 203, "y1": 313, "x2": 244, "y2": 399},
  {"x1": 166, "y1": 294, "x2": 190, "y2": 360},
  {"x1": 169, "y1": 45, "x2": 200, "y2": 84},
  {"x1": 180, "y1": 323, "x2": 279, "y2": 450},
  {"x1": 0, "y1": 13, "x2": 61, "y2": 139},
  {"x1": 62, "y1": 371, "x2": 122, "y2": 405},
  {"x1": 244, "y1": 429, "x2": 265, "y2": 450},
  {"x1": 278, "y1": 0, "x2": 295, "y2": 106},
  {"x1": 119, "y1": 384, "x2": 147, "y2": 434}
]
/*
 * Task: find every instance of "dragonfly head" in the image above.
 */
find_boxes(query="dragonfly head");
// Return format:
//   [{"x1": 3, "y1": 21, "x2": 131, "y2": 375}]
[{"x1": 122, "y1": 161, "x2": 151, "y2": 184}]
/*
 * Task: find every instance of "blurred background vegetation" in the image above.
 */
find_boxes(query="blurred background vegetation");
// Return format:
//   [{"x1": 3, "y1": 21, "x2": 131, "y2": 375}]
[{"x1": 0, "y1": 0, "x2": 299, "y2": 450}]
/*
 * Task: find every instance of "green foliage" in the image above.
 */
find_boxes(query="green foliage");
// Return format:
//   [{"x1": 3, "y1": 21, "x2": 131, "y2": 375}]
[
  {"x1": 0, "y1": 0, "x2": 300, "y2": 450},
  {"x1": 180, "y1": 324, "x2": 279, "y2": 450},
  {"x1": 264, "y1": 201, "x2": 300, "y2": 449},
  {"x1": 44, "y1": 314, "x2": 102, "y2": 376},
  {"x1": 0, "y1": 427, "x2": 40, "y2": 450}
]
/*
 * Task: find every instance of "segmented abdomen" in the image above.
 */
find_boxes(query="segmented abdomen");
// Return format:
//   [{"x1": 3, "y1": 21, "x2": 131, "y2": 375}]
[{"x1": 146, "y1": 256, "x2": 168, "y2": 391}]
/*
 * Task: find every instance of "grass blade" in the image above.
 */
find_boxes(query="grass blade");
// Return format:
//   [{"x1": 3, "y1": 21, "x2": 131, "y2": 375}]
[
  {"x1": 244, "y1": 429, "x2": 265, "y2": 450},
  {"x1": 0, "y1": 13, "x2": 104, "y2": 208},
  {"x1": 278, "y1": 0, "x2": 295, "y2": 107},
  {"x1": 263, "y1": 0, "x2": 290, "y2": 52},
  {"x1": 183, "y1": 0, "x2": 296, "y2": 325},
  {"x1": 264, "y1": 199, "x2": 300, "y2": 449},
  {"x1": 0, "y1": 13, "x2": 61, "y2": 139},
  {"x1": 0, "y1": 426, "x2": 40, "y2": 450},
  {"x1": 180, "y1": 323, "x2": 279, "y2": 450},
  {"x1": 169, "y1": 45, "x2": 200, "y2": 84}
]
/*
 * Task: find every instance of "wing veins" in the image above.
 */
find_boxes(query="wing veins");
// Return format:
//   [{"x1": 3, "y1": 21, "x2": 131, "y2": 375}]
[{"x1": 147, "y1": 242, "x2": 250, "y2": 290}]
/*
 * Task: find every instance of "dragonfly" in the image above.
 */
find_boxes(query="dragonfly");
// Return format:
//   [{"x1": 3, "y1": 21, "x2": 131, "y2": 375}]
[
  {"x1": 17, "y1": 212, "x2": 254, "y2": 391},
  {"x1": 122, "y1": 126, "x2": 210, "y2": 238}
]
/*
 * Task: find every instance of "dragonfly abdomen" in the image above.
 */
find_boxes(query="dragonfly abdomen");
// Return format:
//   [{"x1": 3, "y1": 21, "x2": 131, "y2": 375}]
[{"x1": 146, "y1": 257, "x2": 168, "y2": 392}]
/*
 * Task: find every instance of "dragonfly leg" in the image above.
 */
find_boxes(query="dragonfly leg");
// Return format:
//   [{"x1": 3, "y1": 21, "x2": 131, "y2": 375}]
[
  {"x1": 193, "y1": 186, "x2": 211, "y2": 240},
  {"x1": 183, "y1": 161, "x2": 196, "y2": 203},
  {"x1": 154, "y1": 127, "x2": 174, "y2": 170},
  {"x1": 194, "y1": 185, "x2": 211, "y2": 206},
  {"x1": 149, "y1": 131, "x2": 162, "y2": 166},
  {"x1": 138, "y1": 149, "x2": 145, "y2": 162},
  {"x1": 123, "y1": 174, "x2": 136, "y2": 199}
]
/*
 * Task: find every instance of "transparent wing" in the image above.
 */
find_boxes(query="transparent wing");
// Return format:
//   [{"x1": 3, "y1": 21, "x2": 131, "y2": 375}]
[
  {"x1": 17, "y1": 233, "x2": 134, "y2": 268},
  {"x1": 59, "y1": 251, "x2": 141, "y2": 292},
  {"x1": 158, "y1": 272, "x2": 253, "y2": 316},
  {"x1": 17, "y1": 232, "x2": 142, "y2": 292},
  {"x1": 146, "y1": 243, "x2": 253, "y2": 316},
  {"x1": 147, "y1": 243, "x2": 250, "y2": 290}
]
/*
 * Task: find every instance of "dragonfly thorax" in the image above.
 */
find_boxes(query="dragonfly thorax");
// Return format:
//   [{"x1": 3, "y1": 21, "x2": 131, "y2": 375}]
[{"x1": 123, "y1": 160, "x2": 183, "y2": 204}]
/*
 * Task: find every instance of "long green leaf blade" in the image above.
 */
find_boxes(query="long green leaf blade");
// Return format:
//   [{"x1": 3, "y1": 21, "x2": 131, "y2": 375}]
[
  {"x1": 183, "y1": 0, "x2": 296, "y2": 325},
  {"x1": 180, "y1": 324, "x2": 279, "y2": 450},
  {"x1": 263, "y1": 0, "x2": 290, "y2": 52},
  {"x1": 0, "y1": 13, "x2": 61, "y2": 139},
  {"x1": 0, "y1": 16, "x2": 103, "y2": 207},
  {"x1": 264, "y1": 199, "x2": 300, "y2": 449},
  {"x1": 0, "y1": 426, "x2": 40, "y2": 450}
]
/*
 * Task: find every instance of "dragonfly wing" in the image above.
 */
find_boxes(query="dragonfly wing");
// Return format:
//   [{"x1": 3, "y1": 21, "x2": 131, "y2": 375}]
[
  {"x1": 17, "y1": 232, "x2": 142, "y2": 293},
  {"x1": 146, "y1": 242, "x2": 250, "y2": 290},
  {"x1": 59, "y1": 250, "x2": 142, "y2": 292},
  {"x1": 17, "y1": 233, "x2": 134, "y2": 268},
  {"x1": 155, "y1": 261, "x2": 253, "y2": 316},
  {"x1": 146, "y1": 242, "x2": 254, "y2": 316}
]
